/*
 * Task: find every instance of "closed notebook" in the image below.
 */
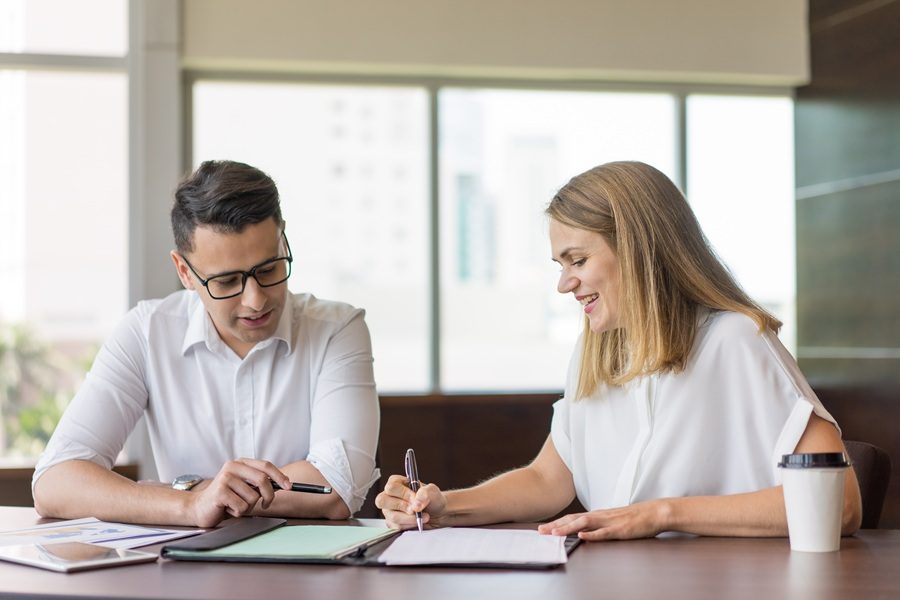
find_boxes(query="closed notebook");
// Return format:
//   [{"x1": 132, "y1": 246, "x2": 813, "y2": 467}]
[{"x1": 161, "y1": 517, "x2": 398, "y2": 564}]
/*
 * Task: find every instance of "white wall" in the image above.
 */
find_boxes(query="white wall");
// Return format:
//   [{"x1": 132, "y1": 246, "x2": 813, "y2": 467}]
[{"x1": 182, "y1": 0, "x2": 809, "y2": 85}]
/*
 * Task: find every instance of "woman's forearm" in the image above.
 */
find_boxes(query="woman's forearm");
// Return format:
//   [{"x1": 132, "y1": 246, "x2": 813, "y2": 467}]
[
  {"x1": 442, "y1": 465, "x2": 574, "y2": 527},
  {"x1": 663, "y1": 486, "x2": 788, "y2": 537},
  {"x1": 663, "y1": 480, "x2": 860, "y2": 537}
]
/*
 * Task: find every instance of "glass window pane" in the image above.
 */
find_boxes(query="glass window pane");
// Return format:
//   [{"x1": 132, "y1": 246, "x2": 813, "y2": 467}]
[
  {"x1": 193, "y1": 81, "x2": 430, "y2": 392},
  {"x1": 439, "y1": 89, "x2": 678, "y2": 390},
  {"x1": 686, "y1": 95, "x2": 796, "y2": 351},
  {"x1": 0, "y1": 0, "x2": 127, "y2": 56},
  {"x1": 0, "y1": 69, "x2": 128, "y2": 459}
]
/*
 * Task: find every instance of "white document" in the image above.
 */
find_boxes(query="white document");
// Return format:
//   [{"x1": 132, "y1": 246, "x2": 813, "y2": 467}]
[
  {"x1": 0, "y1": 517, "x2": 204, "y2": 549},
  {"x1": 377, "y1": 527, "x2": 567, "y2": 566}
]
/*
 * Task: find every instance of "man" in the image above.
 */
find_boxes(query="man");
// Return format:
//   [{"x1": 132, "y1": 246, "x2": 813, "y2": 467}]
[{"x1": 33, "y1": 160, "x2": 379, "y2": 527}]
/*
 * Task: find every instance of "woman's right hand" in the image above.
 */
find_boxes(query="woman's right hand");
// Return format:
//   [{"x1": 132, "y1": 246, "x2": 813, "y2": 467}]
[{"x1": 375, "y1": 474, "x2": 448, "y2": 529}]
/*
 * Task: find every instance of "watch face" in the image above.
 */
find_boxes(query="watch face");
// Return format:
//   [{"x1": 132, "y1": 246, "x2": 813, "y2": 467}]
[{"x1": 172, "y1": 474, "x2": 203, "y2": 491}]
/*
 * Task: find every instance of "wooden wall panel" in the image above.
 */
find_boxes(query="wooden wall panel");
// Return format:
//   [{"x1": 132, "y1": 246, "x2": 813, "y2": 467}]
[{"x1": 795, "y1": 0, "x2": 900, "y2": 527}]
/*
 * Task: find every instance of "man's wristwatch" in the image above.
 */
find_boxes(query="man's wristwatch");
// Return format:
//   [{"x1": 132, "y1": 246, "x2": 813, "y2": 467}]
[{"x1": 172, "y1": 474, "x2": 203, "y2": 491}]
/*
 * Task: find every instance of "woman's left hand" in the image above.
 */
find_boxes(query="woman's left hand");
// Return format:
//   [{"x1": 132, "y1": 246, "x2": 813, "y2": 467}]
[{"x1": 537, "y1": 500, "x2": 670, "y2": 541}]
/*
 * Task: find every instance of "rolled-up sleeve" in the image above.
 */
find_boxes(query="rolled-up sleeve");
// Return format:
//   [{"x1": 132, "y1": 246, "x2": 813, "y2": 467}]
[
  {"x1": 32, "y1": 307, "x2": 149, "y2": 491},
  {"x1": 306, "y1": 311, "x2": 379, "y2": 514}
]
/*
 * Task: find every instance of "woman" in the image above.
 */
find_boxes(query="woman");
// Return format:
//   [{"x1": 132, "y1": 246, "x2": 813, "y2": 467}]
[{"x1": 376, "y1": 161, "x2": 862, "y2": 541}]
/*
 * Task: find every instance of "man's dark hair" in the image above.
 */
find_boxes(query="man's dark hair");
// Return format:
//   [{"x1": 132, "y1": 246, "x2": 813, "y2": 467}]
[{"x1": 171, "y1": 160, "x2": 284, "y2": 253}]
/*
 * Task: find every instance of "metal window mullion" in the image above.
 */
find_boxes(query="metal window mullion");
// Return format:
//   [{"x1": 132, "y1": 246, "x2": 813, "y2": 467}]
[
  {"x1": 428, "y1": 85, "x2": 441, "y2": 393},
  {"x1": 676, "y1": 92, "x2": 688, "y2": 196}
]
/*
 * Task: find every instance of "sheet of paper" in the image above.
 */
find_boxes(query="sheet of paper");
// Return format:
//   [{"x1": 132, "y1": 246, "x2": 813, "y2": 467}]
[
  {"x1": 0, "y1": 517, "x2": 204, "y2": 549},
  {"x1": 377, "y1": 527, "x2": 567, "y2": 566}
]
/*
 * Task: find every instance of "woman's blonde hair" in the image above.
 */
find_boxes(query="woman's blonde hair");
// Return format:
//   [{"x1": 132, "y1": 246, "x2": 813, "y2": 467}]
[{"x1": 546, "y1": 161, "x2": 781, "y2": 399}]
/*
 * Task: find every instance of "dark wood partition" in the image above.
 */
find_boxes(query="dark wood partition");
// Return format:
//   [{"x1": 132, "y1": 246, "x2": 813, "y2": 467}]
[
  {"x1": 377, "y1": 392, "x2": 558, "y2": 488},
  {"x1": 359, "y1": 392, "x2": 585, "y2": 518},
  {"x1": 795, "y1": 1, "x2": 900, "y2": 526}
]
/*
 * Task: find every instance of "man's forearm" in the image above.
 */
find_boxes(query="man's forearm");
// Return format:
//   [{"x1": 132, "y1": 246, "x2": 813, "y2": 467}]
[
  {"x1": 252, "y1": 460, "x2": 351, "y2": 520},
  {"x1": 33, "y1": 460, "x2": 194, "y2": 525}
]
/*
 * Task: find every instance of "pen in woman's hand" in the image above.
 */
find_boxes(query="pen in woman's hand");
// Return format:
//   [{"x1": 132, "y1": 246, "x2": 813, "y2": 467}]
[{"x1": 405, "y1": 448, "x2": 424, "y2": 531}]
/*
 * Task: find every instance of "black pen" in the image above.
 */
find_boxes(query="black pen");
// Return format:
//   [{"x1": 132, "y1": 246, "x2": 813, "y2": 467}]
[
  {"x1": 270, "y1": 481, "x2": 332, "y2": 494},
  {"x1": 405, "y1": 448, "x2": 424, "y2": 532}
]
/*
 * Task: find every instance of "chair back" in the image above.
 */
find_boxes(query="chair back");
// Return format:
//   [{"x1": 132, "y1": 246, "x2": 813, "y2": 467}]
[{"x1": 844, "y1": 440, "x2": 892, "y2": 528}]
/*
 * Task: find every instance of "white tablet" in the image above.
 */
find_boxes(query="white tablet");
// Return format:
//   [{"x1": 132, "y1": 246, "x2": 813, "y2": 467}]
[{"x1": 0, "y1": 541, "x2": 157, "y2": 572}]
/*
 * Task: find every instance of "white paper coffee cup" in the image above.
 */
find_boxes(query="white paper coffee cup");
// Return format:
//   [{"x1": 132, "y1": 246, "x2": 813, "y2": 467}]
[{"x1": 778, "y1": 452, "x2": 851, "y2": 552}]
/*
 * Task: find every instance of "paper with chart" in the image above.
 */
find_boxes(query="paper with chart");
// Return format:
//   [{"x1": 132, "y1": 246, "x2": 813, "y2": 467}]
[
  {"x1": 377, "y1": 527, "x2": 567, "y2": 566},
  {"x1": 0, "y1": 517, "x2": 203, "y2": 549}
]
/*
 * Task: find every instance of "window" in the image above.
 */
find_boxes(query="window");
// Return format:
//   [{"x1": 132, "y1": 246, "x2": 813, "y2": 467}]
[
  {"x1": 194, "y1": 81, "x2": 795, "y2": 393},
  {"x1": 439, "y1": 89, "x2": 677, "y2": 390},
  {"x1": 0, "y1": 0, "x2": 127, "y2": 461},
  {"x1": 0, "y1": 0, "x2": 126, "y2": 56},
  {"x1": 686, "y1": 94, "x2": 796, "y2": 349},
  {"x1": 193, "y1": 81, "x2": 430, "y2": 391}
]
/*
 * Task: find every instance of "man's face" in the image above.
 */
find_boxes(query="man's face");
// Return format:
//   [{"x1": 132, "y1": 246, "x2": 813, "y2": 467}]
[{"x1": 171, "y1": 218, "x2": 289, "y2": 358}]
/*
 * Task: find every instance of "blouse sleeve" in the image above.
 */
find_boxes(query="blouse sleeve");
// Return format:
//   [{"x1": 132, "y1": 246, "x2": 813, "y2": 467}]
[
  {"x1": 550, "y1": 334, "x2": 584, "y2": 473},
  {"x1": 759, "y1": 328, "x2": 839, "y2": 483},
  {"x1": 694, "y1": 312, "x2": 839, "y2": 486}
]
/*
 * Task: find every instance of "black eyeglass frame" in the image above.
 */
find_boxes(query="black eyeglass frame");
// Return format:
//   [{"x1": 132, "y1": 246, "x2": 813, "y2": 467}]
[{"x1": 181, "y1": 231, "x2": 294, "y2": 300}]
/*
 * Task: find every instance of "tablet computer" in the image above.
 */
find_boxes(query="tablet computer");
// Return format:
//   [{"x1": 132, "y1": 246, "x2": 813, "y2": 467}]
[{"x1": 0, "y1": 541, "x2": 157, "y2": 572}]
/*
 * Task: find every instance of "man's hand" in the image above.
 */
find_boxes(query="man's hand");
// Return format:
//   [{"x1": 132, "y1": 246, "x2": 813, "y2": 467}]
[{"x1": 187, "y1": 458, "x2": 292, "y2": 528}]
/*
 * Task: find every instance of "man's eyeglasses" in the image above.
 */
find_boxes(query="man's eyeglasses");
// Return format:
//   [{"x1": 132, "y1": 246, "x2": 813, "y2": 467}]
[{"x1": 181, "y1": 231, "x2": 293, "y2": 300}]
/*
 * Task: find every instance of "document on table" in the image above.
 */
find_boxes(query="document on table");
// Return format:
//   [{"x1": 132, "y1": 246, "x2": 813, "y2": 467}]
[
  {"x1": 0, "y1": 517, "x2": 204, "y2": 549},
  {"x1": 377, "y1": 528, "x2": 568, "y2": 567}
]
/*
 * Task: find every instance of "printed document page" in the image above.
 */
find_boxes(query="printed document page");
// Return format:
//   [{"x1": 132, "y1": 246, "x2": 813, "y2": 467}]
[
  {"x1": 377, "y1": 528, "x2": 567, "y2": 566},
  {"x1": 0, "y1": 517, "x2": 203, "y2": 549}
]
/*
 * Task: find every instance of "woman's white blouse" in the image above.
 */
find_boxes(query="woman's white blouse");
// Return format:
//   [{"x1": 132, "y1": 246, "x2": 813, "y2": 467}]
[{"x1": 550, "y1": 311, "x2": 836, "y2": 510}]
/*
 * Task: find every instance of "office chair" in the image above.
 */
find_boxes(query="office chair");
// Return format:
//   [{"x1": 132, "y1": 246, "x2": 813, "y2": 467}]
[{"x1": 844, "y1": 440, "x2": 892, "y2": 528}]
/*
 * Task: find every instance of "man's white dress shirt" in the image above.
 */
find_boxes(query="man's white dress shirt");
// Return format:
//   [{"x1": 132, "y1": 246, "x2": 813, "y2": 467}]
[
  {"x1": 34, "y1": 290, "x2": 379, "y2": 514},
  {"x1": 551, "y1": 310, "x2": 837, "y2": 510}
]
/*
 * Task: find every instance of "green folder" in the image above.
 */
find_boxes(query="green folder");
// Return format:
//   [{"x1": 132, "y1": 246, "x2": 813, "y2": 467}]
[{"x1": 161, "y1": 517, "x2": 399, "y2": 564}]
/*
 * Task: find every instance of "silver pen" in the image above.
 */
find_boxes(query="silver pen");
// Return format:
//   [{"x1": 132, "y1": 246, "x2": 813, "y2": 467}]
[{"x1": 404, "y1": 448, "x2": 424, "y2": 532}]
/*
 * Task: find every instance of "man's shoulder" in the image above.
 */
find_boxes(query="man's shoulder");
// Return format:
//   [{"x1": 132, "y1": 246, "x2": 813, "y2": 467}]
[
  {"x1": 124, "y1": 290, "x2": 197, "y2": 341},
  {"x1": 133, "y1": 289, "x2": 195, "y2": 320},
  {"x1": 289, "y1": 293, "x2": 365, "y2": 328}
]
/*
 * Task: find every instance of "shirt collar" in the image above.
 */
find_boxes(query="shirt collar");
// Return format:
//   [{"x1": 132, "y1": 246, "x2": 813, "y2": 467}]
[
  {"x1": 181, "y1": 295, "x2": 219, "y2": 355},
  {"x1": 180, "y1": 291, "x2": 295, "y2": 356},
  {"x1": 268, "y1": 293, "x2": 294, "y2": 355}
]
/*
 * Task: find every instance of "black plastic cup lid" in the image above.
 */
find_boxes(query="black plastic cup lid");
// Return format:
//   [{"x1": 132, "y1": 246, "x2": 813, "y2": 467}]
[{"x1": 778, "y1": 452, "x2": 851, "y2": 469}]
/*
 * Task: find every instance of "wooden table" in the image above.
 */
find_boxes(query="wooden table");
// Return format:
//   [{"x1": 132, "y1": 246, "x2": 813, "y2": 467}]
[{"x1": 0, "y1": 506, "x2": 898, "y2": 599}]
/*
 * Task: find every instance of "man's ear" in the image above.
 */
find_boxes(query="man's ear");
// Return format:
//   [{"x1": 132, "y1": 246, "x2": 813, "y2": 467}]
[{"x1": 170, "y1": 250, "x2": 195, "y2": 290}]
